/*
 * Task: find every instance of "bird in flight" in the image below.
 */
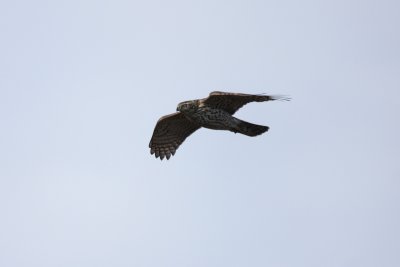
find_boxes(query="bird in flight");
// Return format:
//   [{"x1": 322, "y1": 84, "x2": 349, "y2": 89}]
[{"x1": 149, "y1": 91, "x2": 289, "y2": 160}]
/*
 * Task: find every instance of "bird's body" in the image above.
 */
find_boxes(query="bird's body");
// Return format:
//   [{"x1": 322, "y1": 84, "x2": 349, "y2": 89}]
[
  {"x1": 182, "y1": 105, "x2": 268, "y2": 135},
  {"x1": 181, "y1": 105, "x2": 235, "y2": 130},
  {"x1": 149, "y1": 91, "x2": 289, "y2": 160}
]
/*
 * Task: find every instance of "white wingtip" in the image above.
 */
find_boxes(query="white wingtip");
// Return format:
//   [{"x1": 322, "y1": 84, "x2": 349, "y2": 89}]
[{"x1": 270, "y1": 95, "x2": 291, "y2": 101}]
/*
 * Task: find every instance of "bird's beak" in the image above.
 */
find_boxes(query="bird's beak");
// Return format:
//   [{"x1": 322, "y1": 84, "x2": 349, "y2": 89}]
[{"x1": 176, "y1": 107, "x2": 179, "y2": 112}]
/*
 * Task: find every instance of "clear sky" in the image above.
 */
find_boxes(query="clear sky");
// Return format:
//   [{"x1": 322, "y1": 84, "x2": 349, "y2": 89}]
[{"x1": 1, "y1": 0, "x2": 399, "y2": 266}]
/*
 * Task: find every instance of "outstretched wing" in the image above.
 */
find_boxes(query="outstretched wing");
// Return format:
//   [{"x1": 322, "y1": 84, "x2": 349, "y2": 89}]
[
  {"x1": 149, "y1": 112, "x2": 200, "y2": 160},
  {"x1": 202, "y1": 91, "x2": 290, "y2": 115}
]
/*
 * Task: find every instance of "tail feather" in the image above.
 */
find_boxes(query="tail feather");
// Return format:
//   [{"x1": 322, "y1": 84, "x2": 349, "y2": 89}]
[{"x1": 234, "y1": 119, "x2": 269, "y2": 137}]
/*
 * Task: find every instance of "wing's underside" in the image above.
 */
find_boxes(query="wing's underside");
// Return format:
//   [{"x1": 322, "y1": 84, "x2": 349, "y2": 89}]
[{"x1": 149, "y1": 112, "x2": 200, "y2": 160}]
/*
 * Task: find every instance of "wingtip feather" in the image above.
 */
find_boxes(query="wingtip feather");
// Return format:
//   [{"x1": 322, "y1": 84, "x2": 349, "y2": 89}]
[{"x1": 270, "y1": 95, "x2": 291, "y2": 101}]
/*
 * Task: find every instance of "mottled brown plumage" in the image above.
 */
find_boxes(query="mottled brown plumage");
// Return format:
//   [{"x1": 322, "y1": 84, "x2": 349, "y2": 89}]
[
  {"x1": 149, "y1": 91, "x2": 289, "y2": 160},
  {"x1": 149, "y1": 113, "x2": 200, "y2": 160}
]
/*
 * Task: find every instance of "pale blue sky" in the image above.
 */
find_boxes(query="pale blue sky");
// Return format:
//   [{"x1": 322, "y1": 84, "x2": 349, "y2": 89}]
[{"x1": 1, "y1": 0, "x2": 399, "y2": 266}]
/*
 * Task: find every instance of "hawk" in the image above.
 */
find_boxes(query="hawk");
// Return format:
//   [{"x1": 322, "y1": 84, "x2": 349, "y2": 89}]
[{"x1": 149, "y1": 91, "x2": 289, "y2": 160}]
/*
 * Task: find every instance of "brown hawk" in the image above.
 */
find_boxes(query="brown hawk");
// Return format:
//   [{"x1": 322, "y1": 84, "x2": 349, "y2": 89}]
[{"x1": 149, "y1": 91, "x2": 289, "y2": 160}]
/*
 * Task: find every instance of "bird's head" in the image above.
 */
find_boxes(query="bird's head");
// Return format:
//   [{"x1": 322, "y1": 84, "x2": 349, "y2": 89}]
[{"x1": 177, "y1": 100, "x2": 198, "y2": 113}]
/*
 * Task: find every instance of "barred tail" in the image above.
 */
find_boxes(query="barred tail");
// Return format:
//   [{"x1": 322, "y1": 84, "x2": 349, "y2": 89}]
[{"x1": 234, "y1": 119, "x2": 269, "y2": 137}]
